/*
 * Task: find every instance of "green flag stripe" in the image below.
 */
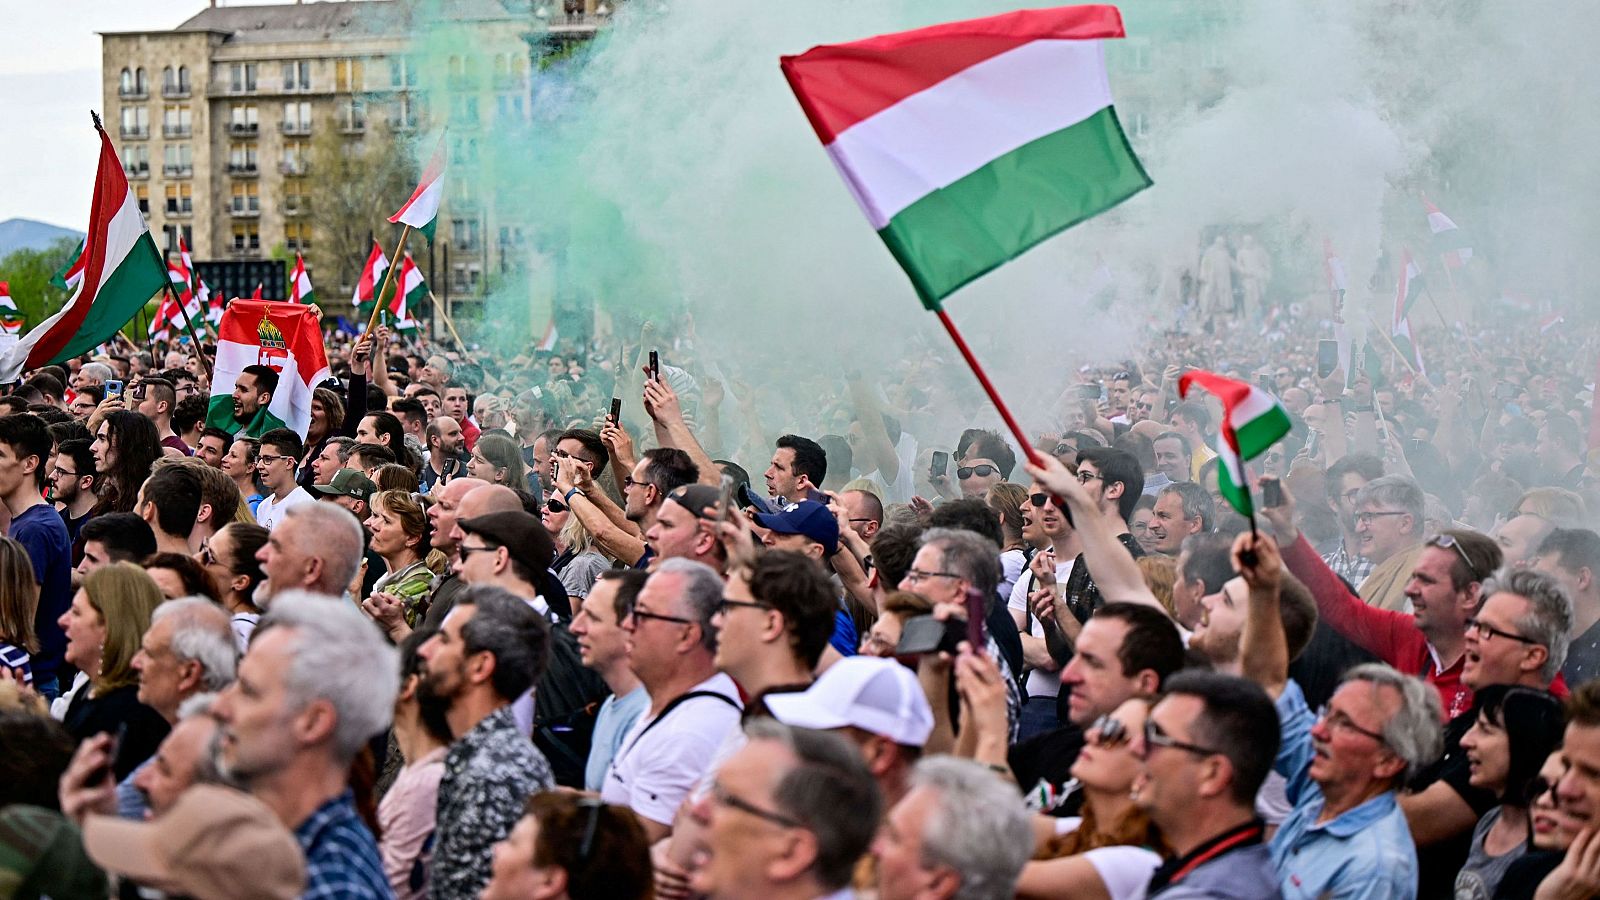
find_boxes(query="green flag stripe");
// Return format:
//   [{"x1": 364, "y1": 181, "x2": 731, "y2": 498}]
[{"x1": 49, "y1": 233, "x2": 168, "y2": 364}]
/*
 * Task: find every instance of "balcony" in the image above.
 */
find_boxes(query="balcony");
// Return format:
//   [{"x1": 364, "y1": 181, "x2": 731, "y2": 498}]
[
  {"x1": 120, "y1": 125, "x2": 149, "y2": 140},
  {"x1": 228, "y1": 122, "x2": 260, "y2": 137},
  {"x1": 229, "y1": 204, "x2": 261, "y2": 218},
  {"x1": 124, "y1": 165, "x2": 150, "y2": 180},
  {"x1": 446, "y1": 76, "x2": 480, "y2": 92},
  {"x1": 162, "y1": 84, "x2": 191, "y2": 99},
  {"x1": 162, "y1": 164, "x2": 193, "y2": 178},
  {"x1": 278, "y1": 161, "x2": 310, "y2": 176},
  {"x1": 213, "y1": 81, "x2": 258, "y2": 96},
  {"x1": 280, "y1": 121, "x2": 312, "y2": 136},
  {"x1": 284, "y1": 197, "x2": 311, "y2": 216},
  {"x1": 166, "y1": 204, "x2": 193, "y2": 218},
  {"x1": 452, "y1": 196, "x2": 482, "y2": 214},
  {"x1": 162, "y1": 124, "x2": 192, "y2": 139},
  {"x1": 118, "y1": 87, "x2": 149, "y2": 100},
  {"x1": 453, "y1": 236, "x2": 482, "y2": 252},
  {"x1": 228, "y1": 163, "x2": 260, "y2": 178},
  {"x1": 285, "y1": 239, "x2": 313, "y2": 252},
  {"x1": 338, "y1": 118, "x2": 366, "y2": 135},
  {"x1": 229, "y1": 244, "x2": 261, "y2": 257}
]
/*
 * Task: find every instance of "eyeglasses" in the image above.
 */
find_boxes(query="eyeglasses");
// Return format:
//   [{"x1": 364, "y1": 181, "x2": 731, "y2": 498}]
[
  {"x1": 902, "y1": 568, "x2": 962, "y2": 585},
  {"x1": 1428, "y1": 533, "x2": 1486, "y2": 582},
  {"x1": 1316, "y1": 704, "x2": 1386, "y2": 742},
  {"x1": 623, "y1": 476, "x2": 643, "y2": 490},
  {"x1": 957, "y1": 464, "x2": 999, "y2": 480},
  {"x1": 458, "y1": 544, "x2": 499, "y2": 557},
  {"x1": 1339, "y1": 488, "x2": 1363, "y2": 503},
  {"x1": 1052, "y1": 443, "x2": 1076, "y2": 457},
  {"x1": 1142, "y1": 720, "x2": 1223, "y2": 757},
  {"x1": 199, "y1": 542, "x2": 218, "y2": 566},
  {"x1": 50, "y1": 466, "x2": 78, "y2": 481},
  {"x1": 630, "y1": 608, "x2": 694, "y2": 627},
  {"x1": 1355, "y1": 511, "x2": 1408, "y2": 526},
  {"x1": 1465, "y1": 617, "x2": 1541, "y2": 645},
  {"x1": 708, "y1": 783, "x2": 801, "y2": 828},
  {"x1": 1088, "y1": 715, "x2": 1129, "y2": 748},
  {"x1": 1076, "y1": 471, "x2": 1102, "y2": 484},
  {"x1": 576, "y1": 797, "x2": 604, "y2": 863},
  {"x1": 1525, "y1": 775, "x2": 1557, "y2": 806},
  {"x1": 1134, "y1": 402, "x2": 1154, "y2": 411},
  {"x1": 714, "y1": 598, "x2": 771, "y2": 615}
]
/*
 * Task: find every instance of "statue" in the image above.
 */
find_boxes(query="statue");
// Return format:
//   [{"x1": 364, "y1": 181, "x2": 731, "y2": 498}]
[
  {"x1": 1196, "y1": 235, "x2": 1234, "y2": 316},
  {"x1": 1235, "y1": 234, "x2": 1273, "y2": 313}
]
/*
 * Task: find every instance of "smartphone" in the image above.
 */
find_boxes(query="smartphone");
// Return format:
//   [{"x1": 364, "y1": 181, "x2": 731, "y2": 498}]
[
  {"x1": 609, "y1": 397, "x2": 622, "y2": 424},
  {"x1": 963, "y1": 586, "x2": 988, "y2": 651},
  {"x1": 1077, "y1": 383, "x2": 1102, "y2": 401},
  {"x1": 648, "y1": 350, "x2": 660, "y2": 382},
  {"x1": 88, "y1": 723, "x2": 128, "y2": 785},
  {"x1": 1317, "y1": 340, "x2": 1339, "y2": 378},
  {"x1": 930, "y1": 450, "x2": 949, "y2": 478},
  {"x1": 894, "y1": 614, "x2": 965, "y2": 656},
  {"x1": 105, "y1": 379, "x2": 124, "y2": 399},
  {"x1": 1262, "y1": 478, "x2": 1284, "y2": 508}
]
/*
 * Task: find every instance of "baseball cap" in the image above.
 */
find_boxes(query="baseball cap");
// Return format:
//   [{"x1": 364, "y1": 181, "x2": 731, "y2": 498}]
[
  {"x1": 764, "y1": 656, "x2": 934, "y2": 747},
  {"x1": 459, "y1": 510, "x2": 556, "y2": 574},
  {"x1": 82, "y1": 785, "x2": 305, "y2": 900},
  {"x1": 667, "y1": 484, "x2": 722, "y2": 520},
  {"x1": 752, "y1": 499, "x2": 839, "y2": 556},
  {"x1": 0, "y1": 805, "x2": 106, "y2": 900},
  {"x1": 310, "y1": 468, "x2": 377, "y2": 504}
]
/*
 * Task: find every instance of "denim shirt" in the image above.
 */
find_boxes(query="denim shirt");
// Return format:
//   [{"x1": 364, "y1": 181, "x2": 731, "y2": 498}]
[{"x1": 1270, "y1": 680, "x2": 1419, "y2": 900}]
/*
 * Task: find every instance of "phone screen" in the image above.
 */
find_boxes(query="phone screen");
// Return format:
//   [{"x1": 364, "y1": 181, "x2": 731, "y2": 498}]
[
  {"x1": 931, "y1": 451, "x2": 949, "y2": 477},
  {"x1": 1317, "y1": 340, "x2": 1339, "y2": 378}
]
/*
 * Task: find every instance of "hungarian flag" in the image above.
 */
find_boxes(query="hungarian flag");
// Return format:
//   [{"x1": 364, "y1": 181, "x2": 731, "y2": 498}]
[
  {"x1": 386, "y1": 254, "x2": 424, "y2": 331},
  {"x1": 148, "y1": 293, "x2": 182, "y2": 341},
  {"x1": 1178, "y1": 370, "x2": 1292, "y2": 518},
  {"x1": 290, "y1": 254, "x2": 315, "y2": 305},
  {"x1": 0, "y1": 283, "x2": 16, "y2": 315},
  {"x1": 167, "y1": 260, "x2": 199, "y2": 318},
  {"x1": 176, "y1": 234, "x2": 203, "y2": 318},
  {"x1": 351, "y1": 240, "x2": 389, "y2": 313},
  {"x1": 0, "y1": 320, "x2": 21, "y2": 336},
  {"x1": 1392, "y1": 251, "x2": 1426, "y2": 376},
  {"x1": 1541, "y1": 312, "x2": 1564, "y2": 334},
  {"x1": 1422, "y1": 194, "x2": 1472, "y2": 269},
  {"x1": 0, "y1": 121, "x2": 168, "y2": 382},
  {"x1": 781, "y1": 6, "x2": 1151, "y2": 308},
  {"x1": 204, "y1": 300, "x2": 331, "y2": 439},
  {"x1": 49, "y1": 240, "x2": 86, "y2": 292},
  {"x1": 389, "y1": 134, "x2": 446, "y2": 243},
  {"x1": 536, "y1": 320, "x2": 558, "y2": 352},
  {"x1": 206, "y1": 285, "x2": 223, "y2": 325}
]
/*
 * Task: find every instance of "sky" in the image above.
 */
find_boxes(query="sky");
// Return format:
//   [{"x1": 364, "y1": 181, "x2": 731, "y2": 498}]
[{"x1": 0, "y1": 1, "x2": 297, "y2": 229}]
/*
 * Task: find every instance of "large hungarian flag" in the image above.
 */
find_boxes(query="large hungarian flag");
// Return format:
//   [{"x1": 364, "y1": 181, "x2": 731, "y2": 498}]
[
  {"x1": 389, "y1": 135, "x2": 446, "y2": 243},
  {"x1": 175, "y1": 234, "x2": 204, "y2": 319},
  {"x1": 290, "y1": 254, "x2": 315, "y2": 305},
  {"x1": 1423, "y1": 194, "x2": 1472, "y2": 269},
  {"x1": 0, "y1": 122, "x2": 168, "y2": 382},
  {"x1": 1392, "y1": 251, "x2": 1426, "y2": 376},
  {"x1": 781, "y1": 6, "x2": 1151, "y2": 307},
  {"x1": 351, "y1": 241, "x2": 389, "y2": 314},
  {"x1": 387, "y1": 254, "x2": 424, "y2": 331},
  {"x1": 205, "y1": 300, "x2": 331, "y2": 438},
  {"x1": 1178, "y1": 370, "x2": 1292, "y2": 518}
]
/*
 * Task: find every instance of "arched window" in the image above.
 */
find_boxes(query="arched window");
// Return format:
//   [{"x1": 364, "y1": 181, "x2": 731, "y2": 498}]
[
  {"x1": 177, "y1": 65, "x2": 189, "y2": 91},
  {"x1": 120, "y1": 68, "x2": 133, "y2": 93},
  {"x1": 448, "y1": 55, "x2": 462, "y2": 78},
  {"x1": 135, "y1": 67, "x2": 148, "y2": 92},
  {"x1": 162, "y1": 66, "x2": 175, "y2": 92}
]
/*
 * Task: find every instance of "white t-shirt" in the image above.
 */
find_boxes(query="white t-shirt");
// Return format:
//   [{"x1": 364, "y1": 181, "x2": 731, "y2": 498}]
[
  {"x1": 254, "y1": 486, "x2": 315, "y2": 529},
  {"x1": 600, "y1": 673, "x2": 743, "y2": 826},
  {"x1": 1051, "y1": 817, "x2": 1163, "y2": 900},
  {"x1": 1007, "y1": 558, "x2": 1074, "y2": 698},
  {"x1": 999, "y1": 548, "x2": 1029, "y2": 605},
  {"x1": 866, "y1": 432, "x2": 918, "y2": 505}
]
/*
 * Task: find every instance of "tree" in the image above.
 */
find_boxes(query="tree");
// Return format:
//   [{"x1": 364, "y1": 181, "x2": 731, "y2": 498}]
[
  {"x1": 0, "y1": 237, "x2": 81, "y2": 324},
  {"x1": 306, "y1": 120, "x2": 418, "y2": 297}
]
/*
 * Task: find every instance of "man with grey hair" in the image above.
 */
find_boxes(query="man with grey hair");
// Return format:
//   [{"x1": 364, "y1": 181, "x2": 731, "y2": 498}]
[
  {"x1": 117, "y1": 598, "x2": 237, "y2": 818},
  {"x1": 689, "y1": 720, "x2": 881, "y2": 900},
  {"x1": 1349, "y1": 474, "x2": 1427, "y2": 612},
  {"x1": 59, "y1": 693, "x2": 231, "y2": 825},
  {"x1": 1149, "y1": 481, "x2": 1212, "y2": 557},
  {"x1": 604, "y1": 558, "x2": 742, "y2": 843},
  {"x1": 872, "y1": 756, "x2": 1032, "y2": 900},
  {"x1": 253, "y1": 501, "x2": 366, "y2": 605},
  {"x1": 1236, "y1": 530, "x2": 1442, "y2": 899},
  {"x1": 419, "y1": 585, "x2": 556, "y2": 900},
  {"x1": 73, "y1": 361, "x2": 113, "y2": 392},
  {"x1": 210, "y1": 591, "x2": 398, "y2": 899}
]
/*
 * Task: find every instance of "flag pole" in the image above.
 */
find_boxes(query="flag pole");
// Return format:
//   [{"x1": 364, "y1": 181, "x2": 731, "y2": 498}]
[
  {"x1": 1364, "y1": 315, "x2": 1417, "y2": 377},
  {"x1": 365, "y1": 226, "x2": 410, "y2": 336},
  {"x1": 933, "y1": 308, "x2": 1042, "y2": 469},
  {"x1": 424, "y1": 288, "x2": 467, "y2": 349},
  {"x1": 165, "y1": 281, "x2": 212, "y2": 380}
]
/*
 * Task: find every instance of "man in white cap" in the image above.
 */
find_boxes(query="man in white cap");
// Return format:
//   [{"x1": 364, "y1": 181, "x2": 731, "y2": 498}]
[{"x1": 765, "y1": 655, "x2": 934, "y2": 810}]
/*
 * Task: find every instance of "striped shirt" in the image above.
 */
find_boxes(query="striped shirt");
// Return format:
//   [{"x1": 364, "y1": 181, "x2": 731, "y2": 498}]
[{"x1": 0, "y1": 642, "x2": 31, "y2": 684}]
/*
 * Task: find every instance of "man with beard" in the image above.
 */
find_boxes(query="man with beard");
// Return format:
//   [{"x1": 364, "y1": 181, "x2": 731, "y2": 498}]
[
  {"x1": 224, "y1": 365, "x2": 279, "y2": 438},
  {"x1": 1319, "y1": 454, "x2": 1384, "y2": 587},
  {"x1": 48, "y1": 438, "x2": 98, "y2": 546},
  {"x1": 419, "y1": 585, "x2": 555, "y2": 900}
]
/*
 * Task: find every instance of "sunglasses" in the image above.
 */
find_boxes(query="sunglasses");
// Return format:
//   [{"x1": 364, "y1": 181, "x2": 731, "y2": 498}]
[
  {"x1": 1088, "y1": 714, "x2": 1129, "y2": 748},
  {"x1": 546, "y1": 496, "x2": 567, "y2": 513},
  {"x1": 1029, "y1": 493, "x2": 1050, "y2": 508},
  {"x1": 1428, "y1": 533, "x2": 1485, "y2": 582},
  {"x1": 957, "y1": 464, "x2": 999, "y2": 480}
]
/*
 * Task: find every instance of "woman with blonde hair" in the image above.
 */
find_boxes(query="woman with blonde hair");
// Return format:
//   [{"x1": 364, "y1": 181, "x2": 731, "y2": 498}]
[
  {"x1": 53, "y1": 563, "x2": 168, "y2": 780},
  {"x1": 1136, "y1": 555, "x2": 1179, "y2": 620},
  {"x1": 0, "y1": 538, "x2": 39, "y2": 685},
  {"x1": 362, "y1": 490, "x2": 440, "y2": 639},
  {"x1": 541, "y1": 490, "x2": 609, "y2": 599}
]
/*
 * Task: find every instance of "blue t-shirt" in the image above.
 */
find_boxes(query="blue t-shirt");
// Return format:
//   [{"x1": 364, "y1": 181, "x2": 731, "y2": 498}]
[
  {"x1": 10, "y1": 504, "x2": 73, "y2": 682},
  {"x1": 584, "y1": 685, "x2": 649, "y2": 792},
  {"x1": 829, "y1": 605, "x2": 858, "y2": 657}
]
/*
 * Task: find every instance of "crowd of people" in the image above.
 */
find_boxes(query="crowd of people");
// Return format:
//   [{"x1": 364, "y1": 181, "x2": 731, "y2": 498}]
[{"x1": 0, "y1": 291, "x2": 1597, "y2": 900}]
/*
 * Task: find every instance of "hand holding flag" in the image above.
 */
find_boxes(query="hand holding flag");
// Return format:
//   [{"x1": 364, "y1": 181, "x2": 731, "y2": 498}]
[{"x1": 1177, "y1": 370, "x2": 1292, "y2": 520}]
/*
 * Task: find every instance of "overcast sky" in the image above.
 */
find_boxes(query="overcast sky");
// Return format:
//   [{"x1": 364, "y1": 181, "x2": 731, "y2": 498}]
[{"x1": 0, "y1": 1, "x2": 297, "y2": 229}]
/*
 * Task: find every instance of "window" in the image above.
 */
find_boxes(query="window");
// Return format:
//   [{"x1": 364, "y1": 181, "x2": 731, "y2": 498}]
[
  {"x1": 229, "y1": 63, "x2": 257, "y2": 93},
  {"x1": 162, "y1": 66, "x2": 190, "y2": 96},
  {"x1": 178, "y1": 66, "x2": 189, "y2": 91},
  {"x1": 451, "y1": 218, "x2": 481, "y2": 248},
  {"x1": 124, "y1": 145, "x2": 149, "y2": 176},
  {"x1": 338, "y1": 97, "x2": 365, "y2": 131},
  {"x1": 389, "y1": 57, "x2": 418, "y2": 89},
  {"x1": 281, "y1": 140, "x2": 310, "y2": 175},
  {"x1": 119, "y1": 68, "x2": 134, "y2": 94},
  {"x1": 135, "y1": 184, "x2": 149, "y2": 215},
  {"x1": 495, "y1": 93, "x2": 524, "y2": 121},
  {"x1": 230, "y1": 182, "x2": 260, "y2": 213},
  {"x1": 282, "y1": 60, "x2": 311, "y2": 91},
  {"x1": 228, "y1": 143, "x2": 258, "y2": 172},
  {"x1": 335, "y1": 58, "x2": 364, "y2": 92},
  {"x1": 164, "y1": 183, "x2": 193, "y2": 215},
  {"x1": 284, "y1": 222, "x2": 312, "y2": 251},
  {"x1": 282, "y1": 101, "x2": 312, "y2": 133},
  {"x1": 284, "y1": 178, "x2": 309, "y2": 214},
  {"x1": 162, "y1": 105, "x2": 192, "y2": 138},
  {"x1": 449, "y1": 137, "x2": 478, "y2": 165},
  {"x1": 231, "y1": 222, "x2": 260, "y2": 252},
  {"x1": 450, "y1": 95, "x2": 480, "y2": 127},
  {"x1": 230, "y1": 104, "x2": 259, "y2": 133},
  {"x1": 390, "y1": 95, "x2": 419, "y2": 130},
  {"x1": 1126, "y1": 111, "x2": 1149, "y2": 139},
  {"x1": 163, "y1": 144, "x2": 192, "y2": 176},
  {"x1": 135, "y1": 67, "x2": 148, "y2": 93},
  {"x1": 119, "y1": 107, "x2": 148, "y2": 138},
  {"x1": 162, "y1": 225, "x2": 192, "y2": 253}
]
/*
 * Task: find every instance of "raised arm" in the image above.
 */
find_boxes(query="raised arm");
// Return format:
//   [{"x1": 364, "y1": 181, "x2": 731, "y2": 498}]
[
  {"x1": 847, "y1": 375, "x2": 901, "y2": 484},
  {"x1": 1024, "y1": 457, "x2": 1162, "y2": 612},
  {"x1": 1236, "y1": 530, "x2": 1289, "y2": 699},
  {"x1": 643, "y1": 373, "x2": 721, "y2": 488}
]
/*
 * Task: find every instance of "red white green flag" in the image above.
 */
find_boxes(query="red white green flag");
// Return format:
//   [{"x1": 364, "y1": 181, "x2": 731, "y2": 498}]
[
  {"x1": 1422, "y1": 194, "x2": 1472, "y2": 269},
  {"x1": 0, "y1": 121, "x2": 168, "y2": 381},
  {"x1": 389, "y1": 134, "x2": 446, "y2": 243},
  {"x1": 205, "y1": 300, "x2": 331, "y2": 438},
  {"x1": 1178, "y1": 370, "x2": 1292, "y2": 518},
  {"x1": 1392, "y1": 251, "x2": 1426, "y2": 376},
  {"x1": 0, "y1": 283, "x2": 16, "y2": 315},
  {"x1": 290, "y1": 253, "x2": 315, "y2": 305},
  {"x1": 780, "y1": 5, "x2": 1151, "y2": 307},
  {"x1": 351, "y1": 241, "x2": 389, "y2": 313},
  {"x1": 49, "y1": 240, "x2": 86, "y2": 292}
]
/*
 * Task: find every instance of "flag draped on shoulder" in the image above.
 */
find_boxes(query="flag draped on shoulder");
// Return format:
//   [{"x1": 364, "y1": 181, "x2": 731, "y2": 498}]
[
  {"x1": 780, "y1": 5, "x2": 1151, "y2": 308},
  {"x1": 389, "y1": 134, "x2": 446, "y2": 243},
  {"x1": 1392, "y1": 250, "x2": 1426, "y2": 375},
  {"x1": 290, "y1": 254, "x2": 315, "y2": 305},
  {"x1": 351, "y1": 241, "x2": 389, "y2": 314},
  {"x1": 1177, "y1": 370, "x2": 1292, "y2": 518},
  {"x1": 1422, "y1": 194, "x2": 1472, "y2": 269},
  {"x1": 0, "y1": 120, "x2": 168, "y2": 382},
  {"x1": 205, "y1": 300, "x2": 330, "y2": 439}
]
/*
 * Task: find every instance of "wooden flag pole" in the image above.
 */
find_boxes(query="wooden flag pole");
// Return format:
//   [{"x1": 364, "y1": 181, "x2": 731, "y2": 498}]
[
  {"x1": 365, "y1": 226, "x2": 410, "y2": 336},
  {"x1": 424, "y1": 288, "x2": 467, "y2": 349},
  {"x1": 1365, "y1": 315, "x2": 1418, "y2": 377},
  {"x1": 165, "y1": 280, "x2": 212, "y2": 379},
  {"x1": 934, "y1": 308, "x2": 1042, "y2": 470}
]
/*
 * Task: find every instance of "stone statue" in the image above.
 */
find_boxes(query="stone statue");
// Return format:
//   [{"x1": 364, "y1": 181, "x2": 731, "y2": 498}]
[
  {"x1": 1197, "y1": 235, "x2": 1234, "y2": 316},
  {"x1": 1235, "y1": 234, "x2": 1273, "y2": 313}
]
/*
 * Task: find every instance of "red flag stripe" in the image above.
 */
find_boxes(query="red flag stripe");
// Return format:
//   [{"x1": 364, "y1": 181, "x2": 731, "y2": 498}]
[
  {"x1": 29, "y1": 128, "x2": 125, "y2": 366},
  {"x1": 779, "y1": 5, "x2": 1124, "y2": 144}
]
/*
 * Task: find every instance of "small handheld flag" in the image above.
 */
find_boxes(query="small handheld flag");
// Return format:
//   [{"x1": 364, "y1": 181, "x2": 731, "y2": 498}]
[{"x1": 1177, "y1": 370, "x2": 1292, "y2": 520}]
